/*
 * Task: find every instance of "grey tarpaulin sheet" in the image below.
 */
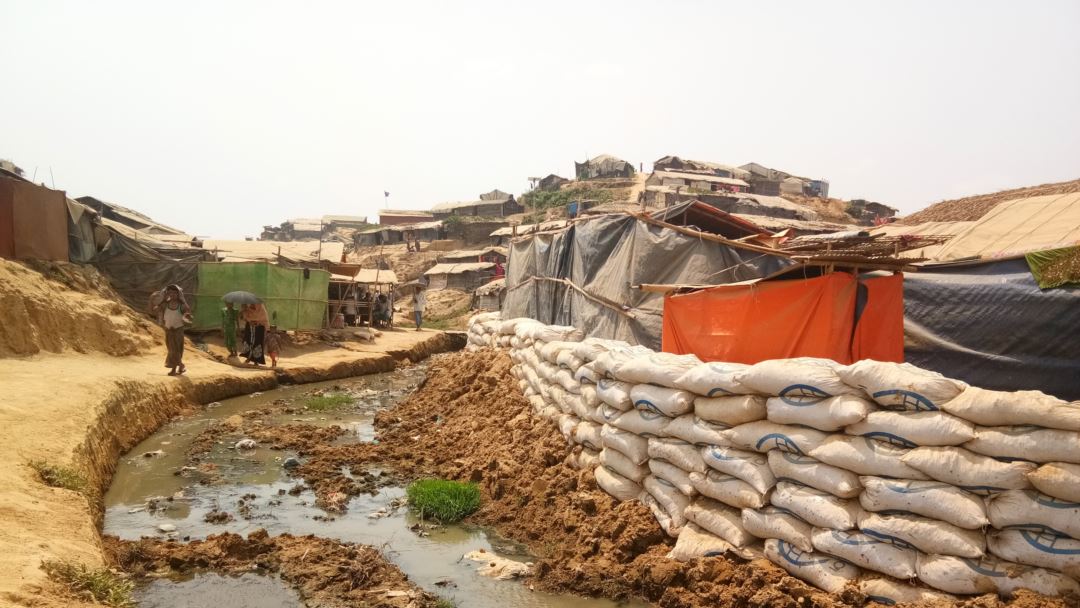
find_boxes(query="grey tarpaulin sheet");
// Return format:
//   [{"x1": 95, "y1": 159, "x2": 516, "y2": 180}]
[
  {"x1": 92, "y1": 228, "x2": 213, "y2": 313},
  {"x1": 904, "y1": 258, "x2": 1080, "y2": 401},
  {"x1": 504, "y1": 214, "x2": 795, "y2": 349}
]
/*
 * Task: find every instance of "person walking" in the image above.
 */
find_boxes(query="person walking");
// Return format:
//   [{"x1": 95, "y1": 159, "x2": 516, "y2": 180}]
[
  {"x1": 265, "y1": 325, "x2": 282, "y2": 368},
  {"x1": 412, "y1": 286, "x2": 426, "y2": 331},
  {"x1": 153, "y1": 284, "x2": 191, "y2": 376},
  {"x1": 241, "y1": 303, "x2": 269, "y2": 366},
  {"x1": 222, "y1": 302, "x2": 240, "y2": 357}
]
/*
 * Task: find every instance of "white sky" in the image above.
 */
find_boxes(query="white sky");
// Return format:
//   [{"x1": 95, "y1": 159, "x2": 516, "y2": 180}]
[{"x1": 2, "y1": 1, "x2": 1078, "y2": 238}]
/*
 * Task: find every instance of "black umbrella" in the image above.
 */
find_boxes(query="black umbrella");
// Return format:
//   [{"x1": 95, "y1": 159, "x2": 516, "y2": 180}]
[{"x1": 221, "y1": 291, "x2": 262, "y2": 305}]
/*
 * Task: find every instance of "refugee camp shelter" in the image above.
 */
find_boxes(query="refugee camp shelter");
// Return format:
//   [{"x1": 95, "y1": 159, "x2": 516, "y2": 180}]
[
  {"x1": 379, "y1": 209, "x2": 434, "y2": 226},
  {"x1": 439, "y1": 246, "x2": 507, "y2": 265},
  {"x1": 0, "y1": 170, "x2": 69, "y2": 261},
  {"x1": 431, "y1": 195, "x2": 523, "y2": 219},
  {"x1": 575, "y1": 154, "x2": 634, "y2": 180},
  {"x1": 199, "y1": 239, "x2": 345, "y2": 264},
  {"x1": 193, "y1": 261, "x2": 329, "y2": 331},
  {"x1": 474, "y1": 278, "x2": 505, "y2": 311},
  {"x1": 327, "y1": 268, "x2": 398, "y2": 326},
  {"x1": 423, "y1": 262, "x2": 496, "y2": 291},
  {"x1": 647, "y1": 170, "x2": 750, "y2": 194},
  {"x1": 76, "y1": 196, "x2": 187, "y2": 236},
  {"x1": 652, "y1": 156, "x2": 750, "y2": 180},
  {"x1": 537, "y1": 174, "x2": 570, "y2": 191}
]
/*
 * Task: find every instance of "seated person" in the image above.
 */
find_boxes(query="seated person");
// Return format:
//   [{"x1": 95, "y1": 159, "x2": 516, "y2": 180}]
[{"x1": 373, "y1": 293, "x2": 391, "y2": 326}]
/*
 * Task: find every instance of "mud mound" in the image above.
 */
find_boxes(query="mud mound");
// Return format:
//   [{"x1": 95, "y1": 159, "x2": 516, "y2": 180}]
[
  {"x1": 901, "y1": 178, "x2": 1080, "y2": 225},
  {"x1": 106, "y1": 529, "x2": 439, "y2": 607},
  {"x1": 0, "y1": 259, "x2": 156, "y2": 357}
]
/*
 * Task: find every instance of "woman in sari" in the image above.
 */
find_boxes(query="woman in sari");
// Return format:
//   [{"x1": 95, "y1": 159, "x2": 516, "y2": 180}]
[{"x1": 241, "y1": 303, "x2": 269, "y2": 366}]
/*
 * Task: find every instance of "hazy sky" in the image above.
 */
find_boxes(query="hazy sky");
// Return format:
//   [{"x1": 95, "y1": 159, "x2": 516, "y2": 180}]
[{"x1": 3, "y1": 1, "x2": 1078, "y2": 238}]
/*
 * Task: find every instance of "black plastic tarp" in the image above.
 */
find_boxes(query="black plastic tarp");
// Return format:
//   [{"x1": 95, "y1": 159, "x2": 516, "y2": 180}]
[
  {"x1": 503, "y1": 214, "x2": 795, "y2": 349},
  {"x1": 904, "y1": 258, "x2": 1080, "y2": 401},
  {"x1": 92, "y1": 228, "x2": 213, "y2": 313}
]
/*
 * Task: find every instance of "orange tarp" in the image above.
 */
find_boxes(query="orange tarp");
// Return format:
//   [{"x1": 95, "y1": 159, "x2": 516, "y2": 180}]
[{"x1": 662, "y1": 273, "x2": 903, "y2": 365}]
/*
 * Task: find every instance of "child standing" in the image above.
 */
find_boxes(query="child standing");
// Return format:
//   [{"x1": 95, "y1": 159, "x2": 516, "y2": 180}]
[{"x1": 265, "y1": 325, "x2": 282, "y2": 368}]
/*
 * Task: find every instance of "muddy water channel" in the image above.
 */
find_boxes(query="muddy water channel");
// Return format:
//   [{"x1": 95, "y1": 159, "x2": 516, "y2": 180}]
[{"x1": 105, "y1": 363, "x2": 643, "y2": 608}]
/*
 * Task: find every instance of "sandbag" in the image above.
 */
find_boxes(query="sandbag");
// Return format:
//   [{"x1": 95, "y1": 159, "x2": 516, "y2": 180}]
[
  {"x1": 767, "y1": 451, "x2": 861, "y2": 499},
  {"x1": 1029, "y1": 462, "x2": 1080, "y2": 503},
  {"x1": 764, "y1": 539, "x2": 860, "y2": 594},
  {"x1": 600, "y1": 448, "x2": 649, "y2": 483},
  {"x1": 986, "y1": 489, "x2": 1080, "y2": 540},
  {"x1": 701, "y1": 445, "x2": 775, "y2": 494},
  {"x1": 683, "y1": 497, "x2": 755, "y2": 547},
  {"x1": 940, "y1": 386, "x2": 1080, "y2": 431},
  {"x1": 648, "y1": 438, "x2": 706, "y2": 473},
  {"x1": 649, "y1": 459, "x2": 697, "y2": 496},
  {"x1": 674, "y1": 361, "x2": 753, "y2": 396},
  {"x1": 837, "y1": 360, "x2": 966, "y2": 411},
  {"x1": 567, "y1": 394, "x2": 593, "y2": 420},
  {"x1": 901, "y1": 447, "x2": 1035, "y2": 494},
  {"x1": 857, "y1": 578, "x2": 954, "y2": 606},
  {"x1": 573, "y1": 421, "x2": 603, "y2": 451},
  {"x1": 556, "y1": 350, "x2": 584, "y2": 371},
  {"x1": 612, "y1": 352, "x2": 701, "y2": 388},
  {"x1": 600, "y1": 425, "x2": 649, "y2": 465},
  {"x1": 530, "y1": 325, "x2": 584, "y2": 344},
  {"x1": 770, "y1": 481, "x2": 860, "y2": 530},
  {"x1": 631, "y1": 384, "x2": 695, "y2": 418},
  {"x1": 664, "y1": 415, "x2": 731, "y2": 448},
  {"x1": 722, "y1": 421, "x2": 829, "y2": 456},
  {"x1": 642, "y1": 492, "x2": 683, "y2": 538},
  {"x1": 557, "y1": 414, "x2": 579, "y2": 441},
  {"x1": 584, "y1": 405, "x2": 607, "y2": 426},
  {"x1": 568, "y1": 447, "x2": 600, "y2": 470},
  {"x1": 689, "y1": 470, "x2": 767, "y2": 509},
  {"x1": 668, "y1": 522, "x2": 736, "y2": 561},
  {"x1": 581, "y1": 385, "x2": 599, "y2": 408},
  {"x1": 644, "y1": 475, "x2": 691, "y2": 525},
  {"x1": 598, "y1": 404, "x2": 623, "y2": 425},
  {"x1": 987, "y1": 529, "x2": 1080, "y2": 580},
  {"x1": 765, "y1": 394, "x2": 872, "y2": 432},
  {"x1": 739, "y1": 358, "x2": 855, "y2": 401},
  {"x1": 571, "y1": 337, "x2": 631, "y2": 363},
  {"x1": 596, "y1": 379, "x2": 633, "y2": 410},
  {"x1": 858, "y1": 476, "x2": 988, "y2": 530},
  {"x1": 553, "y1": 369, "x2": 580, "y2": 394},
  {"x1": 857, "y1": 512, "x2": 985, "y2": 558},
  {"x1": 611, "y1": 408, "x2": 670, "y2": 437},
  {"x1": 965, "y1": 426, "x2": 1080, "y2": 464},
  {"x1": 693, "y1": 395, "x2": 767, "y2": 426},
  {"x1": 916, "y1": 553, "x2": 1080, "y2": 597},
  {"x1": 810, "y1": 528, "x2": 917, "y2": 580},
  {"x1": 741, "y1": 506, "x2": 814, "y2": 552},
  {"x1": 594, "y1": 465, "x2": 642, "y2": 502},
  {"x1": 575, "y1": 364, "x2": 601, "y2": 386},
  {"x1": 808, "y1": 436, "x2": 929, "y2": 480},
  {"x1": 845, "y1": 410, "x2": 975, "y2": 448},
  {"x1": 592, "y1": 345, "x2": 653, "y2": 377}
]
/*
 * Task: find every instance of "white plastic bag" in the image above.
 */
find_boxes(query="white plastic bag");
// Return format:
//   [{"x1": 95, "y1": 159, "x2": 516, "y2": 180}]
[
  {"x1": 701, "y1": 445, "x2": 775, "y2": 494},
  {"x1": 770, "y1": 481, "x2": 861, "y2": 530},
  {"x1": 767, "y1": 451, "x2": 861, "y2": 499},
  {"x1": 723, "y1": 421, "x2": 829, "y2": 455},
  {"x1": 693, "y1": 395, "x2": 767, "y2": 426},
  {"x1": 1028, "y1": 462, "x2": 1080, "y2": 503},
  {"x1": 674, "y1": 361, "x2": 753, "y2": 396},
  {"x1": 916, "y1": 553, "x2": 1080, "y2": 597},
  {"x1": 845, "y1": 410, "x2": 975, "y2": 448},
  {"x1": 631, "y1": 384, "x2": 695, "y2": 417},
  {"x1": 808, "y1": 436, "x2": 929, "y2": 480},
  {"x1": 987, "y1": 529, "x2": 1080, "y2": 580},
  {"x1": 941, "y1": 386, "x2": 1080, "y2": 431},
  {"x1": 857, "y1": 512, "x2": 985, "y2": 558},
  {"x1": 901, "y1": 446, "x2": 1035, "y2": 494},
  {"x1": 611, "y1": 408, "x2": 669, "y2": 437},
  {"x1": 810, "y1": 527, "x2": 917, "y2": 580},
  {"x1": 668, "y1": 522, "x2": 736, "y2": 561},
  {"x1": 599, "y1": 448, "x2": 649, "y2": 483},
  {"x1": 741, "y1": 506, "x2": 814, "y2": 552},
  {"x1": 837, "y1": 360, "x2": 966, "y2": 411},
  {"x1": 596, "y1": 379, "x2": 633, "y2": 410},
  {"x1": 573, "y1": 421, "x2": 603, "y2": 451},
  {"x1": 648, "y1": 438, "x2": 706, "y2": 473},
  {"x1": 664, "y1": 415, "x2": 731, "y2": 448},
  {"x1": 689, "y1": 470, "x2": 767, "y2": 509},
  {"x1": 649, "y1": 459, "x2": 696, "y2": 496},
  {"x1": 765, "y1": 395, "x2": 871, "y2": 432},
  {"x1": 740, "y1": 358, "x2": 855, "y2": 401},
  {"x1": 612, "y1": 352, "x2": 702, "y2": 388},
  {"x1": 858, "y1": 476, "x2": 988, "y2": 530},
  {"x1": 986, "y1": 489, "x2": 1080, "y2": 540},
  {"x1": 684, "y1": 497, "x2": 756, "y2": 547},
  {"x1": 965, "y1": 426, "x2": 1080, "y2": 464},
  {"x1": 600, "y1": 424, "x2": 649, "y2": 465},
  {"x1": 764, "y1": 539, "x2": 860, "y2": 594},
  {"x1": 594, "y1": 465, "x2": 641, "y2": 502}
]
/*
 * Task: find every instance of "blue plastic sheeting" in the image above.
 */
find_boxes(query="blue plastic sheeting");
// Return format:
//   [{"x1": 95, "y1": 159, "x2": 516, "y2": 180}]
[{"x1": 904, "y1": 258, "x2": 1080, "y2": 401}]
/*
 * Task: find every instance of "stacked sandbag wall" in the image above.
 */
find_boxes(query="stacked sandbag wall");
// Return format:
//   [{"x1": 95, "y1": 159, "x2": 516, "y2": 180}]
[{"x1": 470, "y1": 313, "x2": 1080, "y2": 604}]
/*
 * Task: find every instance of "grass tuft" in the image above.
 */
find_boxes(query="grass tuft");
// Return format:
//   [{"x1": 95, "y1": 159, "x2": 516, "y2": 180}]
[
  {"x1": 434, "y1": 598, "x2": 458, "y2": 608},
  {"x1": 302, "y1": 393, "x2": 354, "y2": 411},
  {"x1": 406, "y1": 479, "x2": 481, "y2": 523},
  {"x1": 42, "y1": 560, "x2": 134, "y2": 608},
  {"x1": 29, "y1": 460, "x2": 87, "y2": 493}
]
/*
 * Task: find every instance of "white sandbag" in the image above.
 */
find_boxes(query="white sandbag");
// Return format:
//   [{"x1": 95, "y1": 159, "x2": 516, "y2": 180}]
[
  {"x1": 600, "y1": 425, "x2": 649, "y2": 465},
  {"x1": 556, "y1": 414, "x2": 579, "y2": 441},
  {"x1": 573, "y1": 421, "x2": 603, "y2": 451},
  {"x1": 553, "y1": 369, "x2": 580, "y2": 394},
  {"x1": 580, "y1": 384, "x2": 599, "y2": 408},
  {"x1": 941, "y1": 386, "x2": 1080, "y2": 431},
  {"x1": 808, "y1": 436, "x2": 929, "y2": 480},
  {"x1": 987, "y1": 489, "x2": 1080, "y2": 540},
  {"x1": 600, "y1": 448, "x2": 649, "y2": 483},
  {"x1": 531, "y1": 325, "x2": 584, "y2": 344},
  {"x1": 594, "y1": 465, "x2": 641, "y2": 502},
  {"x1": 690, "y1": 470, "x2": 767, "y2": 509},
  {"x1": 649, "y1": 459, "x2": 696, "y2": 496},
  {"x1": 845, "y1": 410, "x2": 975, "y2": 448},
  {"x1": 810, "y1": 527, "x2": 917, "y2": 579},
  {"x1": 568, "y1": 447, "x2": 600, "y2": 470},
  {"x1": 965, "y1": 426, "x2": 1080, "y2": 464},
  {"x1": 765, "y1": 394, "x2": 872, "y2": 432},
  {"x1": 631, "y1": 384, "x2": 695, "y2": 418},
  {"x1": 693, "y1": 395, "x2": 767, "y2": 426},
  {"x1": 569, "y1": 395, "x2": 594, "y2": 421},
  {"x1": 611, "y1": 352, "x2": 702, "y2": 389},
  {"x1": 722, "y1": 421, "x2": 829, "y2": 456},
  {"x1": 556, "y1": 349, "x2": 583, "y2": 370},
  {"x1": 857, "y1": 578, "x2": 954, "y2": 605},
  {"x1": 1029, "y1": 462, "x2": 1080, "y2": 503},
  {"x1": 641, "y1": 492, "x2": 683, "y2": 538},
  {"x1": 570, "y1": 337, "x2": 631, "y2": 363},
  {"x1": 770, "y1": 481, "x2": 861, "y2": 530},
  {"x1": 668, "y1": 522, "x2": 737, "y2": 561},
  {"x1": 510, "y1": 337, "x2": 521, "y2": 349},
  {"x1": 741, "y1": 507, "x2": 814, "y2": 552},
  {"x1": 837, "y1": 360, "x2": 966, "y2": 411},
  {"x1": 767, "y1": 451, "x2": 861, "y2": 499},
  {"x1": 611, "y1": 408, "x2": 670, "y2": 437},
  {"x1": 496, "y1": 317, "x2": 527, "y2": 335},
  {"x1": 674, "y1": 361, "x2": 753, "y2": 396},
  {"x1": 644, "y1": 475, "x2": 691, "y2": 523},
  {"x1": 701, "y1": 445, "x2": 775, "y2": 494},
  {"x1": 592, "y1": 345, "x2": 653, "y2": 378},
  {"x1": 901, "y1": 446, "x2": 1035, "y2": 494},
  {"x1": 648, "y1": 438, "x2": 706, "y2": 473},
  {"x1": 988, "y1": 529, "x2": 1080, "y2": 580},
  {"x1": 664, "y1": 416, "x2": 731, "y2": 448},
  {"x1": 858, "y1": 512, "x2": 985, "y2": 558},
  {"x1": 527, "y1": 395, "x2": 547, "y2": 413},
  {"x1": 764, "y1": 539, "x2": 860, "y2": 594},
  {"x1": 585, "y1": 405, "x2": 607, "y2": 426},
  {"x1": 916, "y1": 553, "x2": 1080, "y2": 597},
  {"x1": 549, "y1": 385, "x2": 569, "y2": 412},
  {"x1": 575, "y1": 364, "x2": 601, "y2": 386},
  {"x1": 598, "y1": 404, "x2": 623, "y2": 425},
  {"x1": 538, "y1": 362, "x2": 560, "y2": 383},
  {"x1": 739, "y1": 358, "x2": 855, "y2": 401},
  {"x1": 684, "y1": 497, "x2": 755, "y2": 547},
  {"x1": 596, "y1": 379, "x2": 633, "y2": 411},
  {"x1": 859, "y1": 476, "x2": 988, "y2": 529}
]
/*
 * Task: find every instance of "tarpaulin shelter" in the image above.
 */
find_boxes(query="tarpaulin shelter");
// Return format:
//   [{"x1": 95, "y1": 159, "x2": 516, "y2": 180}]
[
  {"x1": 662, "y1": 272, "x2": 904, "y2": 365},
  {"x1": 474, "y1": 277, "x2": 506, "y2": 311},
  {"x1": 92, "y1": 226, "x2": 213, "y2": 311},
  {"x1": 0, "y1": 173, "x2": 69, "y2": 261},
  {"x1": 193, "y1": 262, "x2": 329, "y2": 331},
  {"x1": 424, "y1": 262, "x2": 495, "y2": 291}
]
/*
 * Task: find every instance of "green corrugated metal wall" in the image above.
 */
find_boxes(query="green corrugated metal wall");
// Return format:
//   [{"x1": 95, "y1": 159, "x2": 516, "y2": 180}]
[{"x1": 193, "y1": 261, "x2": 329, "y2": 330}]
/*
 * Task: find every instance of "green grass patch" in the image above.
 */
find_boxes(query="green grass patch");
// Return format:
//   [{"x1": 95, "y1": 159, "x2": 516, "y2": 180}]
[
  {"x1": 29, "y1": 460, "x2": 87, "y2": 493},
  {"x1": 42, "y1": 560, "x2": 134, "y2": 608},
  {"x1": 434, "y1": 599, "x2": 458, "y2": 608},
  {"x1": 302, "y1": 393, "x2": 354, "y2": 411},
  {"x1": 406, "y1": 479, "x2": 481, "y2": 523}
]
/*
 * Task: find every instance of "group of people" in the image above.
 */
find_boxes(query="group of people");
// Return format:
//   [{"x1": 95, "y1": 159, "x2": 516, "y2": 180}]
[
  {"x1": 342, "y1": 289, "x2": 392, "y2": 328},
  {"x1": 221, "y1": 301, "x2": 281, "y2": 368}
]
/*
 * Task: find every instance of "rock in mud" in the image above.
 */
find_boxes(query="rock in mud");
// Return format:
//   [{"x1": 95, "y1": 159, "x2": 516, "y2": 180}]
[
  {"x1": 282, "y1": 457, "x2": 300, "y2": 469},
  {"x1": 157, "y1": 523, "x2": 177, "y2": 533},
  {"x1": 235, "y1": 438, "x2": 257, "y2": 450}
]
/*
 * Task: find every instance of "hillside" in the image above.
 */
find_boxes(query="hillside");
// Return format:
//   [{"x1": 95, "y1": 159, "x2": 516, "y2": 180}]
[{"x1": 900, "y1": 178, "x2": 1080, "y2": 225}]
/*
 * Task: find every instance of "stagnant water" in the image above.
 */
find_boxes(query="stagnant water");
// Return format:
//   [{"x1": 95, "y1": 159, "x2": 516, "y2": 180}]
[{"x1": 105, "y1": 363, "x2": 646, "y2": 607}]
